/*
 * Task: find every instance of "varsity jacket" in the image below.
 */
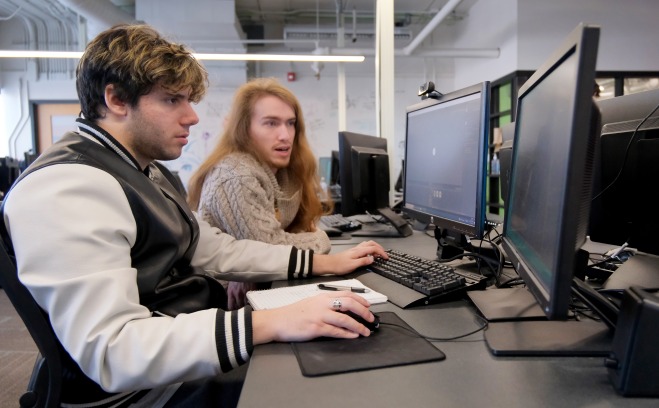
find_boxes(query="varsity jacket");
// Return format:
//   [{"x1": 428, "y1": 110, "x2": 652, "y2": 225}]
[{"x1": 2, "y1": 119, "x2": 314, "y2": 405}]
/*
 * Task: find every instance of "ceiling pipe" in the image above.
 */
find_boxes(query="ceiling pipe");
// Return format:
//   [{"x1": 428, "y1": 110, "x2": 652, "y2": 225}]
[
  {"x1": 55, "y1": 0, "x2": 134, "y2": 40},
  {"x1": 403, "y1": 0, "x2": 463, "y2": 56},
  {"x1": 201, "y1": 40, "x2": 499, "y2": 59},
  {"x1": 19, "y1": 0, "x2": 75, "y2": 77}
]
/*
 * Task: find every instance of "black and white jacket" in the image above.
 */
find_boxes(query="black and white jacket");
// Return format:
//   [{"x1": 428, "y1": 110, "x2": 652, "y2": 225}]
[{"x1": 2, "y1": 119, "x2": 314, "y2": 406}]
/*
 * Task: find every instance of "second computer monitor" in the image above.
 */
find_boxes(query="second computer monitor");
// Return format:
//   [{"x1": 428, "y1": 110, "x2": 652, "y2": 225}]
[
  {"x1": 338, "y1": 131, "x2": 390, "y2": 216},
  {"x1": 502, "y1": 23, "x2": 602, "y2": 320},
  {"x1": 401, "y1": 81, "x2": 490, "y2": 240}
]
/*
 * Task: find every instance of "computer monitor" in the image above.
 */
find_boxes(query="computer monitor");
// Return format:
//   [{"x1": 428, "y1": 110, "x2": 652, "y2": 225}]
[
  {"x1": 589, "y1": 89, "x2": 659, "y2": 292},
  {"x1": 503, "y1": 23, "x2": 604, "y2": 319},
  {"x1": 330, "y1": 150, "x2": 340, "y2": 186},
  {"x1": 338, "y1": 131, "x2": 390, "y2": 216},
  {"x1": 0, "y1": 157, "x2": 20, "y2": 197},
  {"x1": 485, "y1": 24, "x2": 619, "y2": 357},
  {"x1": 401, "y1": 82, "x2": 490, "y2": 258},
  {"x1": 590, "y1": 88, "x2": 659, "y2": 256},
  {"x1": 498, "y1": 122, "x2": 515, "y2": 205}
]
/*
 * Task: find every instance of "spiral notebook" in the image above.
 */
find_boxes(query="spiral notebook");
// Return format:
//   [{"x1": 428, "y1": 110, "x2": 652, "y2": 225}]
[{"x1": 246, "y1": 279, "x2": 388, "y2": 310}]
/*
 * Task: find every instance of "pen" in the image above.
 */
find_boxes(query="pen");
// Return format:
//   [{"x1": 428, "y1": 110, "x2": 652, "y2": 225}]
[{"x1": 317, "y1": 283, "x2": 369, "y2": 293}]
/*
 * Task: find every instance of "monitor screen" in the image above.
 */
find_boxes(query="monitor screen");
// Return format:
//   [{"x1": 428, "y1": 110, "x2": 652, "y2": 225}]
[
  {"x1": 502, "y1": 23, "x2": 601, "y2": 320},
  {"x1": 401, "y1": 82, "x2": 490, "y2": 240},
  {"x1": 338, "y1": 132, "x2": 389, "y2": 216}
]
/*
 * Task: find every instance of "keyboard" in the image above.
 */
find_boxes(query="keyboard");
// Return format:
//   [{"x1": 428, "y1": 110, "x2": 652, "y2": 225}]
[
  {"x1": 319, "y1": 214, "x2": 362, "y2": 232},
  {"x1": 366, "y1": 249, "x2": 488, "y2": 305}
]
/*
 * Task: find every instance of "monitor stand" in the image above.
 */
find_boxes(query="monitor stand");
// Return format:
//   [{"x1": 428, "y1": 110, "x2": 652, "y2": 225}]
[
  {"x1": 350, "y1": 207, "x2": 413, "y2": 238},
  {"x1": 351, "y1": 223, "x2": 402, "y2": 238},
  {"x1": 484, "y1": 319, "x2": 613, "y2": 356},
  {"x1": 467, "y1": 287, "x2": 547, "y2": 321},
  {"x1": 482, "y1": 278, "x2": 618, "y2": 357}
]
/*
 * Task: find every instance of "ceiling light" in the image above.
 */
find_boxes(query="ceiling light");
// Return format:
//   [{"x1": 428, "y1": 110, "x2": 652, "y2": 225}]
[
  {"x1": 0, "y1": 51, "x2": 84, "y2": 59},
  {"x1": 0, "y1": 50, "x2": 365, "y2": 63},
  {"x1": 194, "y1": 53, "x2": 364, "y2": 62}
]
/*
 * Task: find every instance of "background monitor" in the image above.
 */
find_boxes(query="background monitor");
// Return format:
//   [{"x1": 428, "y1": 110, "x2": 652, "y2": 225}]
[
  {"x1": 0, "y1": 157, "x2": 20, "y2": 198},
  {"x1": 401, "y1": 82, "x2": 490, "y2": 246},
  {"x1": 330, "y1": 150, "x2": 340, "y2": 186},
  {"x1": 338, "y1": 131, "x2": 390, "y2": 216},
  {"x1": 589, "y1": 88, "x2": 659, "y2": 256},
  {"x1": 502, "y1": 23, "x2": 602, "y2": 320},
  {"x1": 498, "y1": 122, "x2": 515, "y2": 205}
]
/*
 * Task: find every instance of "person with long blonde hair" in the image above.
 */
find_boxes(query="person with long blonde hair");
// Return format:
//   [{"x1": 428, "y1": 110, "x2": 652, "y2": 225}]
[{"x1": 188, "y1": 77, "x2": 332, "y2": 309}]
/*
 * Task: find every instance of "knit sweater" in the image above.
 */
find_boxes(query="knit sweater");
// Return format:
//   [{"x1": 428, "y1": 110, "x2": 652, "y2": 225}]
[{"x1": 198, "y1": 152, "x2": 331, "y2": 254}]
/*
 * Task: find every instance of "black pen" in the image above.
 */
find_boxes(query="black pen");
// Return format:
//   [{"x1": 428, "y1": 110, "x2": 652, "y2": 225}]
[{"x1": 317, "y1": 283, "x2": 369, "y2": 293}]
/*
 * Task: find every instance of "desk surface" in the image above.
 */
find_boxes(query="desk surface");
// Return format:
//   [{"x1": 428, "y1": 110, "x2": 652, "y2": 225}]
[{"x1": 237, "y1": 231, "x2": 657, "y2": 407}]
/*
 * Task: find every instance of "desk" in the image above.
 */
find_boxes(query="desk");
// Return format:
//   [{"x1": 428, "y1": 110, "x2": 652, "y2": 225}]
[{"x1": 237, "y1": 231, "x2": 657, "y2": 407}]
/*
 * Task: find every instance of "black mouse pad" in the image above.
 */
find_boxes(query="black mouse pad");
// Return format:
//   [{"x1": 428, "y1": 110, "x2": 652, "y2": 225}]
[{"x1": 291, "y1": 312, "x2": 446, "y2": 377}]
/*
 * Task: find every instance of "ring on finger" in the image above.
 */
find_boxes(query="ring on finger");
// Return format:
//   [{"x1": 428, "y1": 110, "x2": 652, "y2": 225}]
[{"x1": 332, "y1": 298, "x2": 342, "y2": 311}]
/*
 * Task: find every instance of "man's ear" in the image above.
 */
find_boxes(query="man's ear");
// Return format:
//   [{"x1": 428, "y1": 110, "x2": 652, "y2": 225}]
[{"x1": 104, "y1": 84, "x2": 128, "y2": 116}]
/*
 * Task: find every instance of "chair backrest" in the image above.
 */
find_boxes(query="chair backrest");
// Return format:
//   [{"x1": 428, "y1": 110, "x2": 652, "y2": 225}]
[{"x1": 0, "y1": 228, "x2": 62, "y2": 407}]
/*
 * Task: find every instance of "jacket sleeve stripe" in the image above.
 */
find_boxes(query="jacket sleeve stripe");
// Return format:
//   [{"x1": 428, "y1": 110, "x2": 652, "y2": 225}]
[
  {"x1": 287, "y1": 248, "x2": 314, "y2": 279},
  {"x1": 232, "y1": 308, "x2": 251, "y2": 365},
  {"x1": 287, "y1": 248, "x2": 297, "y2": 279},
  {"x1": 215, "y1": 309, "x2": 252, "y2": 372}
]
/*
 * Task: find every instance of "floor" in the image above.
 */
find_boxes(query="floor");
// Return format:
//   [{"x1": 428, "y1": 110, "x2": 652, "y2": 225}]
[{"x1": 0, "y1": 289, "x2": 38, "y2": 407}]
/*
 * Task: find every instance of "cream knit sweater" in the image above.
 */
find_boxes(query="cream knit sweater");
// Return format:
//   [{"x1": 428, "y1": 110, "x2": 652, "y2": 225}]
[{"x1": 197, "y1": 152, "x2": 331, "y2": 254}]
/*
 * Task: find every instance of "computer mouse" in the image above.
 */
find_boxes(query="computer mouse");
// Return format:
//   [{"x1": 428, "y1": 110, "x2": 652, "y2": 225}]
[{"x1": 341, "y1": 310, "x2": 380, "y2": 332}]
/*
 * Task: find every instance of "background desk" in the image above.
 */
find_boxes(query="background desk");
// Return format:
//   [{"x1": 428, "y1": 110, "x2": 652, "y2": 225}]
[{"x1": 237, "y1": 231, "x2": 657, "y2": 407}]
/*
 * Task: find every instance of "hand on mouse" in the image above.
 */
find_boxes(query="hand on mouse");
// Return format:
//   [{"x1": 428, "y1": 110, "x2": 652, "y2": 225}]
[
  {"x1": 339, "y1": 310, "x2": 380, "y2": 332},
  {"x1": 251, "y1": 291, "x2": 375, "y2": 344}
]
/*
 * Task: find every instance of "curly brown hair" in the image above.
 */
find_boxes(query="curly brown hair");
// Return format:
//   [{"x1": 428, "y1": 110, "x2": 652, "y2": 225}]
[
  {"x1": 187, "y1": 77, "x2": 331, "y2": 232},
  {"x1": 76, "y1": 24, "x2": 208, "y2": 121}
]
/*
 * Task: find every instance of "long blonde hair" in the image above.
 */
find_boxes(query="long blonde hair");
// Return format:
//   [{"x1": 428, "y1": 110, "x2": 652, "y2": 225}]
[{"x1": 187, "y1": 77, "x2": 329, "y2": 232}]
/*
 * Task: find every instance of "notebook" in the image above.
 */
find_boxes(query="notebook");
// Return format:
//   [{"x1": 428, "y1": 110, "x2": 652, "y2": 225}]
[{"x1": 246, "y1": 279, "x2": 388, "y2": 310}]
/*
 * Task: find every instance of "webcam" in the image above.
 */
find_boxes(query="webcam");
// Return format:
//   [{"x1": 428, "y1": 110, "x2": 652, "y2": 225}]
[{"x1": 418, "y1": 81, "x2": 443, "y2": 100}]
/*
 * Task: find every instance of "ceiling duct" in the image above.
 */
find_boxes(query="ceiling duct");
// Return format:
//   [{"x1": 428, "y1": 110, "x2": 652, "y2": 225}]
[
  {"x1": 284, "y1": 24, "x2": 412, "y2": 46},
  {"x1": 56, "y1": 0, "x2": 135, "y2": 39}
]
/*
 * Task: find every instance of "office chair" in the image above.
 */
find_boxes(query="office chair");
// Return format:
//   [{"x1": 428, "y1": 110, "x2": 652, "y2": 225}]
[{"x1": 0, "y1": 219, "x2": 62, "y2": 407}]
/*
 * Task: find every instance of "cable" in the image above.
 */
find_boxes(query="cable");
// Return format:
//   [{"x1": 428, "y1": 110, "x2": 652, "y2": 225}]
[
  {"x1": 380, "y1": 313, "x2": 489, "y2": 342},
  {"x1": 0, "y1": 4, "x2": 23, "y2": 21},
  {"x1": 437, "y1": 251, "x2": 499, "y2": 280},
  {"x1": 482, "y1": 233, "x2": 506, "y2": 280},
  {"x1": 498, "y1": 277, "x2": 525, "y2": 288}
]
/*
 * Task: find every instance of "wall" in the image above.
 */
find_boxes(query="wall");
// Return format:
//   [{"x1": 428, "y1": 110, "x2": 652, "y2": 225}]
[
  {"x1": 447, "y1": 0, "x2": 659, "y2": 88},
  {"x1": 164, "y1": 60, "x2": 447, "y2": 185},
  {"x1": 2, "y1": 0, "x2": 659, "y2": 185},
  {"x1": 451, "y1": 0, "x2": 519, "y2": 89},
  {"x1": 517, "y1": 0, "x2": 659, "y2": 71}
]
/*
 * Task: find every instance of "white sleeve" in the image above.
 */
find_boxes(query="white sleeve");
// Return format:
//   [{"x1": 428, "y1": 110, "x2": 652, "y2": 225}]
[
  {"x1": 3, "y1": 164, "x2": 223, "y2": 392},
  {"x1": 191, "y1": 215, "x2": 313, "y2": 281}
]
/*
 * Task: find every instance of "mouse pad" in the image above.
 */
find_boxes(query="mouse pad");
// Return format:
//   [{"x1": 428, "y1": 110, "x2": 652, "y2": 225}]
[{"x1": 291, "y1": 312, "x2": 446, "y2": 377}]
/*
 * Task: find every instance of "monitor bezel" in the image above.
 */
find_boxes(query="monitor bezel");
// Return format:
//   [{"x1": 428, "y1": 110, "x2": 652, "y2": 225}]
[
  {"x1": 502, "y1": 23, "x2": 601, "y2": 320},
  {"x1": 401, "y1": 81, "x2": 490, "y2": 239}
]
